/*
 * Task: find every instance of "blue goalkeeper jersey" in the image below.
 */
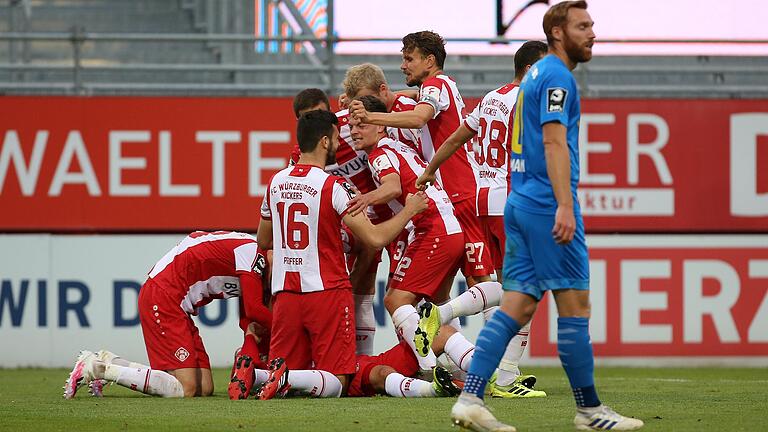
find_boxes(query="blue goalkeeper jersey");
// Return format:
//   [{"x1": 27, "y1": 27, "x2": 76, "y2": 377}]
[{"x1": 508, "y1": 54, "x2": 581, "y2": 215}]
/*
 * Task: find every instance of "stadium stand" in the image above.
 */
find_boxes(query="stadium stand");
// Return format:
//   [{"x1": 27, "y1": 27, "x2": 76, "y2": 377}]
[{"x1": 1, "y1": 0, "x2": 767, "y2": 97}]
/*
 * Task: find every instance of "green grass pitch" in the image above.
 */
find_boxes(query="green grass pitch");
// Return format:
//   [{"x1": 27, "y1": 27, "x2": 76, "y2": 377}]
[{"x1": 1, "y1": 367, "x2": 766, "y2": 431}]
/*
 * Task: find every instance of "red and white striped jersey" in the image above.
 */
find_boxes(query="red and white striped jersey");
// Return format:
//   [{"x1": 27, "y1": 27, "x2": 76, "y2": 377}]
[
  {"x1": 464, "y1": 83, "x2": 519, "y2": 216},
  {"x1": 261, "y1": 164, "x2": 355, "y2": 294},
  {"x1": 417, "y1": 74, "x2": 477, "y2": 204},
  {"x1": 368, "y1": 137, "x2": 462, "y2": 236},
  {"x1": 387, "y1": 94, "x2": 422, "y2": 153},
  {"x1": 290, "y1": 110, "x2": 393, "y2": 222},
  {"x1": 147, "y1": 231, "x2": 264, "y2": 315}
]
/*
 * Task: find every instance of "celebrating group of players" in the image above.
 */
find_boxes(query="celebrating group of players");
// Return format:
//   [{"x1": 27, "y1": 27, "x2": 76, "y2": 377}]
[{"x1": 63, "y1": 2, "x2": 644, "y2": 430}]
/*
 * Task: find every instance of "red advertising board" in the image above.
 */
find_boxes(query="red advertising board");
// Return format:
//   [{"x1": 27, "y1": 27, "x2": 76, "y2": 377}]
[
  {"x1": 1, "y1": 96, "x2": 767, "y2": 232},
  {"x1": 528, "y1": 236, "x2": 768, "y2": 358}
]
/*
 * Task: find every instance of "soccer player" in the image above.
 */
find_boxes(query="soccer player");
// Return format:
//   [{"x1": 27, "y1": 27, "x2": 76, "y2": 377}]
[
  {"x1": 341, "y1": 63, "x2": 421, "y2": 155},
  {"x1": 349, "y1": 95, "x2": 467, "y2": 372},
  {"x1": 258, "y1": 110, "x2": 428, "y2": 396},
  {"x1": 450, "y1": 2, "x2": 644, "y2": 431},
  {"x1": 415, "y1": 41, "x2": 549, "y2": 399},
  {"x1": 255, "y1": 323, "x2": 466, "y2": 400},
  {"x1": 340, "y1": 63, "x2": 422, "y2": 275},
  {"x1": 63, "y1": 231, "x2": 272, "y2": 399},
  {"x1": 290, "y1": 88, "x2": 392, "y2": 357},
  {"x1": 349, "y1": 31, "x2": 494, "y2": 288}
]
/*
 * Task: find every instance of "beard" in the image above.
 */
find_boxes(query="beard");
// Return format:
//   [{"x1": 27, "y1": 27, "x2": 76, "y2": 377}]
[
  {"x1": 405, "y1": 69, "x2": 430, "y2": 87},
  {"x1": 563, "y1": 31, "x2": 593, "y2": 64},
  {"x1": 325, "y1": 146, "x2": 337, "y2": 165}
]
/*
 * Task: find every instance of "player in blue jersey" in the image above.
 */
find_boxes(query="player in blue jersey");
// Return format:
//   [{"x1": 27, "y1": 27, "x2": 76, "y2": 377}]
[{"x1": 450, "y1": 2, "x2": 644, "y2": 431}]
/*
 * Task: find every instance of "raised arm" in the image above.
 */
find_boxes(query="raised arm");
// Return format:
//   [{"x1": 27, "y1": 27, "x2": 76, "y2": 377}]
[
  {"x1": 350, "y1": 100, "x2": 433, "y2": 129},
  {"x1": 415, "y1": 123, "x2": 476, "y2": 190}
]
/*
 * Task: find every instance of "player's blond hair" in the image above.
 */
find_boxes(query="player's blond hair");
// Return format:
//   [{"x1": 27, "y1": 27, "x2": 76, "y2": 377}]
[{"x1": 342, "y1": 63, "x2": 387, "y2": 99}]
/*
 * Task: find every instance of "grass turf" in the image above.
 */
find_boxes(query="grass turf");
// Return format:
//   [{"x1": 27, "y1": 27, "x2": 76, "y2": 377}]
[{"x1": 0, "y1": 367, "x2": 766, "y2": 431}]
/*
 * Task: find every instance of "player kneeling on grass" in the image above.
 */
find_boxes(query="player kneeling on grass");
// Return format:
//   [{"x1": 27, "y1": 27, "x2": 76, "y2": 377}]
[
  {"x1": 63, "y1": 231, "x2": 272, "y2": 399},
  {"x1": 234, "y1": 324, "x2": 465, "y2": 400}
]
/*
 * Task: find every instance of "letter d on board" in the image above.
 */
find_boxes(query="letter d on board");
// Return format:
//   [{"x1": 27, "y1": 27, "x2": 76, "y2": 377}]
[{"x1": 731, "y1": 113, "x2": 768, "y2": 216}]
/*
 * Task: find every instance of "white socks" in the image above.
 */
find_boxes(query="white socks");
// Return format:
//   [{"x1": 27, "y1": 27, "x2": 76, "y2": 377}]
[
  {"x1": 253, "y1": 369, "x2": 270, "y2": 386},
  {"x1": 495, "y1": 321, "x2": 532, "y2": 386},
  {"x1": 437, "y1": 281, "x2": 503, "y2": 324},
  {"x1": 253, "y1": 369, "x2": 343, "y2": 398},
  {"x1": 108, "y1": 356, "x2": 150, "y2": 370},
  {"x1": 103, "y1": 363, "x2": 184, "y2": 398},
  {"x1": 443, "y1": 332, "x2": 475, "y2": 372},
  {"x1": 384, "y1": 372, "x2": 435, "y2": 397},
  {"x1": 391, "y1": 304, "x2": 436, "y2": 370},
  {"x1": 354, "y1": 294, "x2": 376, "y2": 355}
]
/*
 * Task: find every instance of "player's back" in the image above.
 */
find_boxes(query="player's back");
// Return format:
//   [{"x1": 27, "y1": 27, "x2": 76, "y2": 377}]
[
  {"x1": 465, "y1": 82, "x2": 519, "y2": 216},
  {"x1": 371, "y1": 138, "x2": 461, "y2": 236},
  {"x1": 510, "y1": 54, "x2": 581, "y2": 214},
  {"x1": 148, "y1": 231, "x2": 259, "y2": 313},
  {"x1": 264, "y1": 164, "x2": 353, "y2": 294}
]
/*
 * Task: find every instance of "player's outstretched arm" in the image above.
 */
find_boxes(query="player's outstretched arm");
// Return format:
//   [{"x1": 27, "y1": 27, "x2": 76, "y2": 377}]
[
  {"x1": 350, "y1": 100, "x2": 433, "y2": 129},
  {"x1": 394, "y1": 88, "x2": 419, "y2": 100},
  {"x1": 542, "y1": 122, "x2": 575, "y2": 244},
  {"x1": 347, "y1": 173, "x2": 402, "y2": 216},
  {"x1": 416, "y1": 124, "x2": 476, "y2": 190},
  {"x1": 344, "y1": 191, "x2": 428, "y2": 248}
]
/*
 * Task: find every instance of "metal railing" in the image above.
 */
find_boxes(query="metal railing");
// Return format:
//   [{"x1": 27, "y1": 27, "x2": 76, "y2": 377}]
[{"x1": 2, "y1": 0, "x2": 768, "y2": 98}]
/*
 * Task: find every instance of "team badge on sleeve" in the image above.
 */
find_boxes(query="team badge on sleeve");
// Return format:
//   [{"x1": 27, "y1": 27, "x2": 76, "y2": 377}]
[
  {"x1": 371, "y1": 154, "x2": 394, "y2": 177},
  {"x1": 340, "y1": 181, "x2": 356, "y2": 199},
  {"x1": 419, "y1": 86, "x2": 441, "y2": 112},
  {"x1": 547, "y1": 87, "x2": 568, "y2": 113},
  {"x1": 253, "y1": 253, "x2": 267, "y2": 274}
]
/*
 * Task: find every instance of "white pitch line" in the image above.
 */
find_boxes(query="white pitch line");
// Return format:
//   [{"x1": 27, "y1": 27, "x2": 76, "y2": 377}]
[{"x1": 600, "y1": 377, "x2": 768, "y2": 384}]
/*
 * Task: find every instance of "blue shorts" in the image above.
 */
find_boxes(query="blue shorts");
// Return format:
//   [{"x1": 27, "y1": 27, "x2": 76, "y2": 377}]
[{"x1": 501, "y1": 202, "x2": 589, "y2": 300}]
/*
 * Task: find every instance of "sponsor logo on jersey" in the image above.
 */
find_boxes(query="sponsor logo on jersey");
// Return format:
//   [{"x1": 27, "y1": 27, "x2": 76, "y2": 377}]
[
  {"x1": 547, "y1": 87, "x2": 568, "y2": 113},
  {"x1": 175, "y1": 347, "x2": 190, "y2": 362},
  {"x1": 328, "y1": 153, "x2": 368, "y2": 178}
]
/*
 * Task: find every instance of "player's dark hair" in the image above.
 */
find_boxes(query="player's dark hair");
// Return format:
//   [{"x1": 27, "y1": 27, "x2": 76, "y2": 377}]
[
  {"x1": 514, "y1": 40, "x2": 548, "y2": 78},
  {"x1": 292, "y1": 88, "x2": 330, "y2": 119},
  {"x1": 355, "y1": 95, "x2": 388, "y2": 114},
  {"x1": 402, "y1": 31, "x2": 446, "y2": 69},
  {"x1": 297, "y1": 110, "x2": 338, "y2": 153},
  {"x1": 543, "y1": 0, "x2": 588, "y2": 46}
]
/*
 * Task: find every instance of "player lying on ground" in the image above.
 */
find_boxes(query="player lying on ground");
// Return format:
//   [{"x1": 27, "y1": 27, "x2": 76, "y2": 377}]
[
  {"x1": 417, "y1": 281, "x2": 545, "y2": 398},
  {"x1": 232, "y1": 324, "x2": 467, "y2": 400},
  {"x1": 63, "y1": 231, "x2": 271, "y2": 399}
]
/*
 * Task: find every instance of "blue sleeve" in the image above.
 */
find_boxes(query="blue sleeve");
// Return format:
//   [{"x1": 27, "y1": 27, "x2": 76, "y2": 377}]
[{"x1": 538, "y1": 68, "x2": 576, "y2": 127}]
